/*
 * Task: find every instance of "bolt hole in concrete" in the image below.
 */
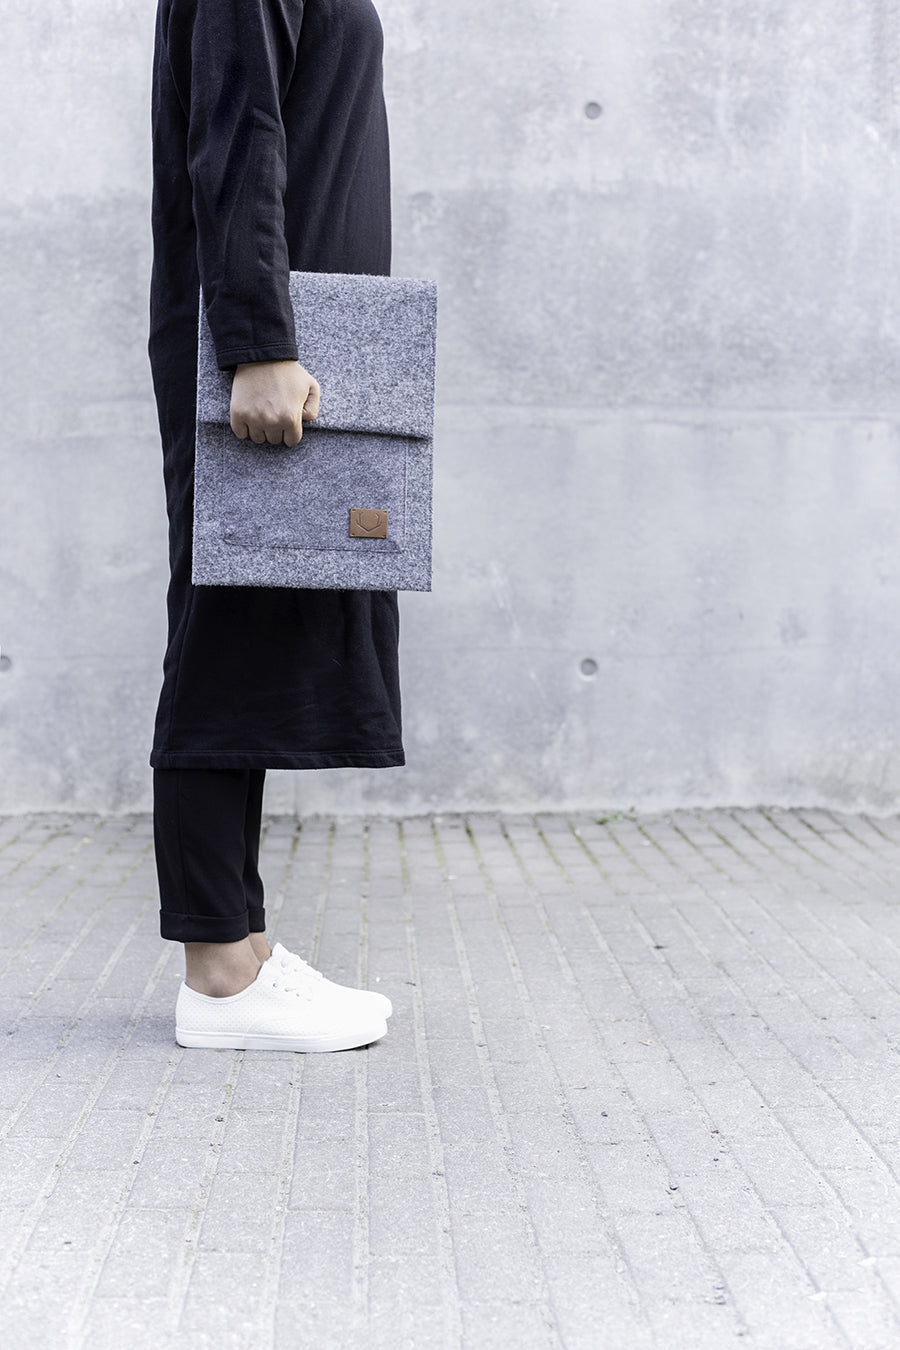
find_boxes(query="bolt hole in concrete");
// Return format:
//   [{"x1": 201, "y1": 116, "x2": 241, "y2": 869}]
[
  {"x1": 580, "y1": 658, "x2": 598, "y2": 678},
  {"x1": 0, "y1": 655, "x2": 11, "y2": 672},
  {"x1": 584, "y1": 101, "x2": 603, "y2": 120}
]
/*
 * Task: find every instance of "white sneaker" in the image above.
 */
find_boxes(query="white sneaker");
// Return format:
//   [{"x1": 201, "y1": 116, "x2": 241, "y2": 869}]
[
  {"x1": 175, "y1": 954, "x2": 388, "y2": 1052},
  {"x1": 270, "y1": 942, "x2": 393, "y2": 1020}
]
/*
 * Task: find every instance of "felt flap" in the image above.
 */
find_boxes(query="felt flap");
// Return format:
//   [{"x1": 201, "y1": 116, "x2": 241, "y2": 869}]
[{"x1": 197, "y1": 271, "x2": 437, "y2": 441}]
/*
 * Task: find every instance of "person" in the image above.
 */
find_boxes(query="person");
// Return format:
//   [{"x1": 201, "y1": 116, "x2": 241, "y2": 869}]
[{"x1": 148, "y1": 0, "x2": 400, "y2": 1052}]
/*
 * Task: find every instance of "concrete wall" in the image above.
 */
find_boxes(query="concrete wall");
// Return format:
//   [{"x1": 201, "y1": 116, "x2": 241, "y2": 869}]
[{"x1": 2, "y1": 0, "x2": 900, "y2": 814}]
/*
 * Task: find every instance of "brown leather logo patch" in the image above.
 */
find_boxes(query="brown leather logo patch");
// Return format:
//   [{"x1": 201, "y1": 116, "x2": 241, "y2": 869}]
[{"x1": 349, "y1": 509, "x2": 388, "y2": 538}]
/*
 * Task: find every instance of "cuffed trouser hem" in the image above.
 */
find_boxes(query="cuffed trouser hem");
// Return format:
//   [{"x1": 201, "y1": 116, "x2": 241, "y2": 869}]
[
  {"x1": 153, "y1": 767, "x2": 267, "y2": 944},
  {"x1": 159, "y1": 906, "x2": 267, "y2": 945}
]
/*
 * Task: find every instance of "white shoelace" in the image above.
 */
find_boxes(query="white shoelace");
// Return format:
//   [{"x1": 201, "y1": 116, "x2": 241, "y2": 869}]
[
  {"x1": 268, "y1": 982, "x2": 313, "y2": 1000},
  {"x1": 278, "y1": 953, "x2": 324, "y2": 984},
  {"x1": 264, "y1": 953, "x2": 328, "y2": 1000}
]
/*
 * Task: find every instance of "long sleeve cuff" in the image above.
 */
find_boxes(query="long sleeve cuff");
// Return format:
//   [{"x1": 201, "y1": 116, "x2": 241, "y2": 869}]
[{"x1": 216, "y1": 340, "x2": 300, "y2": 371}]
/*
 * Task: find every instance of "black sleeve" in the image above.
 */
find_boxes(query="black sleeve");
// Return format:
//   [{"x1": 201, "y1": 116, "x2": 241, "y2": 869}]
[{"x1": 165, "y1": 0, "x2": 304, "y2": 369}]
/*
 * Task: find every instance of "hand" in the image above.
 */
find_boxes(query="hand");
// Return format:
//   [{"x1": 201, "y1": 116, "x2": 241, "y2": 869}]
[{"x1": 230, "y1": 360, "x2": 321, "y2": 447}]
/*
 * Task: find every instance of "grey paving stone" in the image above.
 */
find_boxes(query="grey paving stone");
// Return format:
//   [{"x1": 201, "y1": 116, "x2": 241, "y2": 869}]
[
  {"x1": 488, "y1": 1049, "x2": 561, "y2": 1115},
  {"x1": 822, "y1": 1166, "x2": 900, "y2": 1254},
  {"x1": 611, "y1": 1205, "x2": 727, "y2": 1306},
  {"x1": 78, "y1": 1296, "x2": 171, "y2": 1350},
  {"x1": 166, "y1": 1046, "x2": 238, "y2": 1090},
  {"x1": 0, "y1": 1139, "x2": 60, "y2": 1207},
  {"x1": 229, "y1": 1058, "x2": 297, "y2": 1114},
  {"x1": 217, "y1": 1109, "x2": 287, "y2": 1175},
  {"x1": 366, "y1": 1296, "x2": 451, "y2": 1350},
  {"x1": 126, "y1": 1138, "x2": 215, "y2": 1208},
  {"x1": 197, "y1": 1171, "x2": 283, "y2": 1254},
  {"x1": 505, "y1": 1110, "x2": 591, "y2": 1183},
  {"x1": 368, "y1": 1173, "x2": 445, "y2": 1297},
  {"x1": 289, "y1": 1136, "x2": 357, "y2": 1209},
  {"x1": 93, "y1": 1057, "x2": 178, "y2": 1112},
  {"x1": 278, "y1": 1207, "x2": 356, "y2": 1304},
  {"x1": 177, "y1": 1250, "x2": 272, "y2": 1338},
  {"x1": 5, "y1": 1079, "x2": 88, "y2": 1142},
  {"x1": 766, "y1": 1202, "x2": 879, "y2": 1291},
  {"x1": 366, "y1": 1052, "x2": 424, "y2": 1114},
  {"x1": 824, "y1": 1284, "x2": 900, "y2": 1350},
  {"x1": 713, "y1": 1248, "x2": 846, "y2": 1345},
  {"x1": 0, "y1": 1058, "x2": 50, "y2": 1112},
  {"x1": 26, "y1": 1167, "x2": 124, "y2": 1250},
  {"x1": 274, "y1": 1298, "x2": 362, "y2": 1348},
  {"x1": 459, "y1": 1300, "x2": 558, "y2": 1349},
  {"x1": 540, "y1": 1250, "x2": 652, "y2": 1349},
  {"x1": 672, "y1": 1157, "x2": 787, "y2": 1255},
  {"x1": 520, "y1": 1175, "x2": 615, "y2": 1254},
  {"x1": 725, "y1": 1132, "x2": 835, "y2": 1209},
  {"x1": 451, "y1": 1210, "x2": 546, "y2": 1307},
  {"x1": 294, "y1": 1062, "x2": 357, "y2": 1137},
  {"x1": 366, "y1": 1110, "x2": 431, "y2": 1176},
  {"x1": 4, "y1": 809, "x2": 900, "y2": 1347},
  {"x1": 93, "y1": 1207, "x2": 190, "y2": 1298},
  {"x1": 0, "y1": 1248, "x2": 93, "y2": 1345},
  {"x1": 778, "y1": 1104, "x2": 886, "y2": 1171}
]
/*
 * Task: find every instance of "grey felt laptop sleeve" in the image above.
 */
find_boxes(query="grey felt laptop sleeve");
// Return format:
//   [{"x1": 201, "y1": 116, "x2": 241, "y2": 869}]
[{"x1": 192, "y1": 271, "x2": 437, "y2": 591}]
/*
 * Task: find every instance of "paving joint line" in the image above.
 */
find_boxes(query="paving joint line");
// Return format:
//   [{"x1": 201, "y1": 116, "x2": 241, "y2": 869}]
[
  {"x1": 166, "y1": 1052, "x2": 244, "y2": 1336},
  {"x1": 398, "y1": 819, "x2": 463, "y2": 1349},
  {"x1": 433, "y1": 818, "x2": 564, "y2": 1347},
  {"x1": 352, "y1": 822, "x2": 371, "y2": 1330},
  {"x1": 259, "y1": 1055, "x2": 305, "y2": 1348}
]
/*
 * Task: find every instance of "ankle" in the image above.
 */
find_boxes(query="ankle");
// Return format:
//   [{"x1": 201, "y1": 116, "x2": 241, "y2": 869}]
[
  {"x1": 248, "y1": 932, "x2": 272, "y2": 963},
  {"x1": 184, "y1": 938, "x2": 262, "y2": 998}
]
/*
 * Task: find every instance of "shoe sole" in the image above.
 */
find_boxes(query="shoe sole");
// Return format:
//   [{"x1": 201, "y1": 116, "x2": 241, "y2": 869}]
[{"x1": 175, "y1": 1019, "x2": 388, "y2": 1053}]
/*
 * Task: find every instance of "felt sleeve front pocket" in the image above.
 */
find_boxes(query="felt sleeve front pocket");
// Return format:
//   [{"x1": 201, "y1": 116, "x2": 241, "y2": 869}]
[{"x1": 219, "y1": 425, "x2": 407, "y2": 556}]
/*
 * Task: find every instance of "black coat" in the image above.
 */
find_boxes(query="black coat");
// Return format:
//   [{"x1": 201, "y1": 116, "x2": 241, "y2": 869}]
[{"x1": 148, "y1": 0, "x2": 403, "y2": 769}]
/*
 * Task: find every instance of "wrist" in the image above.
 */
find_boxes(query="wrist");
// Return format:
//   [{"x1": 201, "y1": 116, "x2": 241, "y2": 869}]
[{"x1": 235, "y1": 359, "x2": 297, "y2": 372}]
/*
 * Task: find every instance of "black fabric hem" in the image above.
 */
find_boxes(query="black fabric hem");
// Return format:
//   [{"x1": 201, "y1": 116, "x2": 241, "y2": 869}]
[
  {"x1": 150, "y1": 748, "x2": 406, "y2": 770},
  {"x1": 159, "y1": 908, "x2": 266, "y2": 944},
  {"x1": 216, "y1": 342, "x2": 300, "y2": 370}
]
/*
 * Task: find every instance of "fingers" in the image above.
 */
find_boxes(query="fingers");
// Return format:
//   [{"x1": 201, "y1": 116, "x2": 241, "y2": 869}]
[
  {"x1": 229, "y1": 361, "x2": 321, "y2": 449},
  {"x1": 283, "y1": 373, "x2": 319, "y2": 445},
  {"x1": 303, "y1": 377, "x2": 321, "y2": 421},
  {"x1": 268, "y1": 423, "x2": 296, "y2": 447},
  {"x1": 229, "y1": 416, "x2": 268, "y2": 445}
]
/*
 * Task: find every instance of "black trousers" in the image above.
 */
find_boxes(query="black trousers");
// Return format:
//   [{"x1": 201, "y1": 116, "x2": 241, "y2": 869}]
[{"x1": 153, "y1": 768, "x2": 267, "y2": 943}]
